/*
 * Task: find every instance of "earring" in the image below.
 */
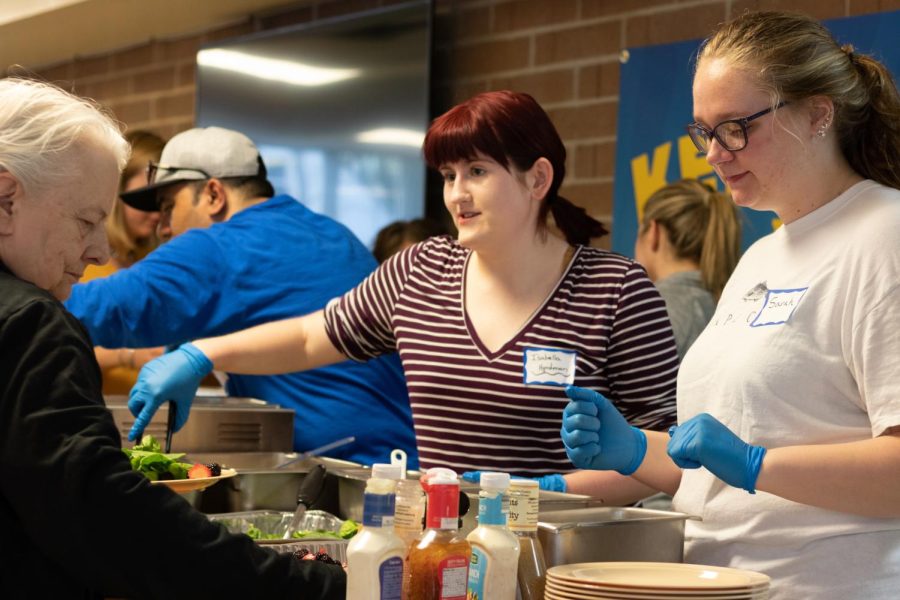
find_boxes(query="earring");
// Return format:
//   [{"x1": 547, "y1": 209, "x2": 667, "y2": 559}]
[{"x1": 817, "y1": 117, "x2": 832, "y2": 138}]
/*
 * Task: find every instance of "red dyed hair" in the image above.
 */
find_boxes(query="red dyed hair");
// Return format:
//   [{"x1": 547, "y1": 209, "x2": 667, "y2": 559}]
[{"x1": 423, "y1": 90, "x2": 607, "y2": 245}]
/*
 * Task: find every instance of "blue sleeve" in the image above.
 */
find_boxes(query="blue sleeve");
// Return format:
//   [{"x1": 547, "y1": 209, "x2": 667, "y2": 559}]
[{"x1": 65, "y1": 232, "x2": 226, "y2": 348}]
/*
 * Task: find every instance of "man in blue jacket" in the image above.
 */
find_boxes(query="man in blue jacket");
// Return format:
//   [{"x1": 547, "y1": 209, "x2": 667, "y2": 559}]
[{"x1": 66, "y1": 126, "x2": 417, "y2": 468}]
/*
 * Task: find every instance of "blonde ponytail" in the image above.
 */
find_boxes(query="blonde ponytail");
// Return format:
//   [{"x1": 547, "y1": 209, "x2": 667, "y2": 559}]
[{"x1": 641, "y1": 179, "x2": 741, "y2": 299}]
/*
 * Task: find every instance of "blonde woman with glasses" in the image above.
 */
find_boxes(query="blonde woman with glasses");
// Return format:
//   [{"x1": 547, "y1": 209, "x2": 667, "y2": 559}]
[{"x1": 562, "y1": 11, "x2": 900, "y2": 598}]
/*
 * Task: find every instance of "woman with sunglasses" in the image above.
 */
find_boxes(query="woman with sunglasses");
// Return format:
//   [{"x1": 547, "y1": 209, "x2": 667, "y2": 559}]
[{"x1": 563, "y1": 11, "x2": 900, "y2": 598}]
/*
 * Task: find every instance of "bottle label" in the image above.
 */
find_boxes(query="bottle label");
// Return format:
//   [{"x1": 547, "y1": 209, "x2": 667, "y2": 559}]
[
  {"x1": 394, "y1": 501, "x2": 423, "y2": 530},
  {"x1": 378, "y1": 556, "x2": 403, "y2": 600},
  {"x1": 508, "y1": 488, "x2": 539, "y2": 532},
  {"x1": 425, "y1": 483, "x2": 460, "y2": 529},
  {"x1": 477, "y1": 490, "x2": 508, "y2": 526},
  {"x1": 437, "y1": 555, "x2": 468, "y2": 600},
  {"x1": 363, "y1": 493, "x2": 397, "y2": 527},
  {"x1": 467, "y1": 547, "x2": 488, "y2": 600}
]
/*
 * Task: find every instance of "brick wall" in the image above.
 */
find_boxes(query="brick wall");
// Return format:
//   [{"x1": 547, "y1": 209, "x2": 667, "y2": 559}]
[{"x1": 26, "y1": 0, "x2": 900, "y2": 240}]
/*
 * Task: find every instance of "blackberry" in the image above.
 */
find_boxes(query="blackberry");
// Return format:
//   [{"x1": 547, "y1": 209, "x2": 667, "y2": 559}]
[{"x1": 205, "y1": 463, "x2": 222, "y2": 477}]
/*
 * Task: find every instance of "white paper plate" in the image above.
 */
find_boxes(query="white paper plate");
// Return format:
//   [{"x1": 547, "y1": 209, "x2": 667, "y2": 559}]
[
  {"x1": 548, "y1": 562, "x2": 770, "y2": 591},
  {"x1": 151, "y1": 468, "x2": 237, "y2": 494},
  {"x1": 546, "y1": 578, "x2": 768, "y2": 599}
]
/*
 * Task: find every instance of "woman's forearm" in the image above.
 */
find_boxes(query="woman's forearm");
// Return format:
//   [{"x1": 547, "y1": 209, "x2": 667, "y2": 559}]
[
  {"x1": 755, "y1": 432, "x2": 900, "y2": 518},
  {"x1": 631, "y1": 430, "x2": 683, "y2": 495},
  {"x1": 564, "y1": 470, "x2": 661, "y2": 505},
  {"x1": 564, "y1": 431, "x2": 683, "y2": 501},
  {"x1": 192, "y1": 310, "x2": 345, "y2": 375}
]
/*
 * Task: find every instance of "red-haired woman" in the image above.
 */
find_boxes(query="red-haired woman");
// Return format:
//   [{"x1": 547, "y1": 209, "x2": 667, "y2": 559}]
[{"x1": 127, "y1": 91, "x2": 678, "y2": 499}]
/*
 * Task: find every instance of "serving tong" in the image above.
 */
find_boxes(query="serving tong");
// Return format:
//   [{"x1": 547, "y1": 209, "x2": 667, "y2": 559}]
[
  {"x1": 282, "y1": 463, "x2": 328, "y2": 539},
  {"x1": 164, "y1": 401, "x2": 176, "y2": 453}
]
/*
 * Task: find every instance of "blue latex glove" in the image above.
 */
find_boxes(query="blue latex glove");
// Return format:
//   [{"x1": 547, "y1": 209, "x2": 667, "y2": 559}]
[
  {"x1": 560, "y1": 385, "x2": 647, "y2": 475},
  {"x1": 667, "y1": 413, "x2": 767, "y2": 494},
  {"x1": 461, "y1": 471, "x2": 568, "y2": 493},
  {"x1": 127, "y1": 342, "x2": 213, "y2": 442}
]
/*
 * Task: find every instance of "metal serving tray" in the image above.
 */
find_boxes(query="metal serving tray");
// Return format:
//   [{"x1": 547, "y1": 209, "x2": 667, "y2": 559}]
[
  {"x1": 537, "y1": 507, "x2": 694, "y2": 567},
  {"x1": 107, "y1": 395, "x2": 295, "y2": 453}
]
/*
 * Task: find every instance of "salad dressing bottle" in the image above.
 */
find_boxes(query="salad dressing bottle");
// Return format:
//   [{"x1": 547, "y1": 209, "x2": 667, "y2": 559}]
[
  {"x1": 406, "y1": 468, "x2": 471, "y2": 600},
  {"x1": 346, "y1": 464, "x2": 405, "y2": 600},
  {"x1": 466, "y1": 472, "x2": 520, "y2": 600},
  {"x1": 393, "y1": 477, "x2": 426, "y2": 549},
  {"x1": 507, "y1": 479, "x2": 546, "y2": 600},
  {"x1": 393, "y1": 477, "x2": 425, "y2": 599}
]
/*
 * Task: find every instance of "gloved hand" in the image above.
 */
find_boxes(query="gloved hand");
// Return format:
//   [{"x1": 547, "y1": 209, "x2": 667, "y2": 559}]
[
  {"x1": 461, "y1": 471, "x2": 568, "y2": 492},
  {"x1": 127, "y1": 342, "x2": 213, "y2": 442},
  {"x1": 667, "y1": 413, "x2": 767, "y2": 494},
  {"x1": 560, "y1": 385, "x2": 647, "y2": 475}
]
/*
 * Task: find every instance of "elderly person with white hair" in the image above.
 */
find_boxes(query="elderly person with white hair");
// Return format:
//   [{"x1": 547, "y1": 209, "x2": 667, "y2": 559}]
[{"x1": 0, "y1": 78, "x2": 344, "y2": 599}]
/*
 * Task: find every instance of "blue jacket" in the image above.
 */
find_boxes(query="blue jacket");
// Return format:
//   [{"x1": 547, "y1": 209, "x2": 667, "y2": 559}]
[{"x1": 66, "y1": 194, "x2": 417, "y2": 467}]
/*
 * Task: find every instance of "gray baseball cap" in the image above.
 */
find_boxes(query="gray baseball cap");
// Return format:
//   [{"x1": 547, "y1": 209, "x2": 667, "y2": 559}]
[{"x1": 121, "y1": 126, "x2": 266, "y2": 212}]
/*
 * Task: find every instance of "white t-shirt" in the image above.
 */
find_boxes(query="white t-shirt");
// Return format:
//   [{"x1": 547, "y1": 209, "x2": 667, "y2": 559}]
[{"x1": 673, "y1": 180, "x2": 900, "y2": 599}]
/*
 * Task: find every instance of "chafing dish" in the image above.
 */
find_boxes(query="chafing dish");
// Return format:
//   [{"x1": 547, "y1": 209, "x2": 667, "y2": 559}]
[{"x1": 537, "y1": 506, "x2": 694, "y2": 566}]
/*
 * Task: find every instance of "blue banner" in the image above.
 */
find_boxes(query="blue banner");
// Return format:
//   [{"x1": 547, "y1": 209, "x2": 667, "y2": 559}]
[{"x1": 611, "y1": 10, "x2": 900, "y2": 257}]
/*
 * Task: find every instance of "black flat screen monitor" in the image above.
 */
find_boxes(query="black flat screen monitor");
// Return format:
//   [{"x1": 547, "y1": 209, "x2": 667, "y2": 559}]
[{"x1": 196, "y1": 1, "x2": 432, "y2": 248}]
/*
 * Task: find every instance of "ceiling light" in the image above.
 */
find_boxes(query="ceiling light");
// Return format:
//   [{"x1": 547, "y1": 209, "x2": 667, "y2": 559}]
[
  {"x1": 356, "y1": 127, "x2": 425, "y2": 148},
  {"x1": 197, "y1": 48, "x2": 359, "y2": 87}
]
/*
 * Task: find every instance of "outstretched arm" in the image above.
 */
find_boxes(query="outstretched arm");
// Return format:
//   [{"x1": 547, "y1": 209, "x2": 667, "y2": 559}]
[
  {"x1": 128, "y1": 310, "x2": 345, "y2": 441},
  {"x1": 192, "y1": 310, "x2": 344, "y2": 374}
]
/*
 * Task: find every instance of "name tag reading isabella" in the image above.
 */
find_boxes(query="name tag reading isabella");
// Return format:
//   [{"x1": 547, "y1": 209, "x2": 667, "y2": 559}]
[
  {"x1": 750, "y1": 287, "x2": 808, "y2": 327},
  {"x1": 523, "y1": 347, "x2": 577, "y2": 386}
]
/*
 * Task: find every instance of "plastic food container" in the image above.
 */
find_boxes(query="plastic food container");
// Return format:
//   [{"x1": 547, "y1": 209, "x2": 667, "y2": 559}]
[{"x1": 209, "y1": 509, "x2": 350, "y2": 561}]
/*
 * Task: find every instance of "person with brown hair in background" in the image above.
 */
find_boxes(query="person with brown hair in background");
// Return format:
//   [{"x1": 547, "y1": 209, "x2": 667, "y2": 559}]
[
  {"x1": 634, "y1": 178, "x2": 741, "y2": 361},
  {"x1": 82, "y1": 130, "x2": 166, "y2": 393},
  {"x1": 372, "y1": 217, "x2": 450, "y2": 263}
]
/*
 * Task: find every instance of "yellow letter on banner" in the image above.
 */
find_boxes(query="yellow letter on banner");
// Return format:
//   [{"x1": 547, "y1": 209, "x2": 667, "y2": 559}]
[{"x1": 631, "y1": 141, "x2": 671, "y2": 223}]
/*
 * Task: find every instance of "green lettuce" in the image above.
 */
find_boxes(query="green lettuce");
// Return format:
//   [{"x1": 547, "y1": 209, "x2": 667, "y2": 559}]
[{"x1": 122, "y1": 435, "x2": 192, "y2": 480}]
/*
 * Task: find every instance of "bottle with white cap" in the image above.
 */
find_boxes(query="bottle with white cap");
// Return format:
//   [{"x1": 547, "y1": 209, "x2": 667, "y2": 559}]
[
  {"x1": 406, "y1": 467, "x2": 472, "y2": 600},
  {"x1": 466, "y1": 472, "x2": 520, "y2": 600},
  {"x1": 507, "y1": 479, "x2": 546, "y2": 600},
  {"x1": 346, "y1": 463, "x2": 405, "y2": 600}
]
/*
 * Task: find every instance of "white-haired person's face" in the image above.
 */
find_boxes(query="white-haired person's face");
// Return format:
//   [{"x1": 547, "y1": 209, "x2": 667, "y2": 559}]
[{"x1": 0, "y1": 140, "x2": 119, "y2": 300}]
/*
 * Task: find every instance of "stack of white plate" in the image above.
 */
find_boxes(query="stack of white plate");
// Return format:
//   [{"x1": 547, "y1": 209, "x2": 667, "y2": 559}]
[{"x1": 546, "y1": 562, "x2": 770, "y2": 599}]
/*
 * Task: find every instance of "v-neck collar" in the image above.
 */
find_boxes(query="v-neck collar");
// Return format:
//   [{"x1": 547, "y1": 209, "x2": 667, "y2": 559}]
[{"x1": 461, "y1": 245, "x2": 582, "y2": 362}]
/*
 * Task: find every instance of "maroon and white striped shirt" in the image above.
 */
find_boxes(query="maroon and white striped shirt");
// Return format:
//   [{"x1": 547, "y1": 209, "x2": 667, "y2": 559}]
[{"x1": 324, "y1": 236, "x2": 678, "y2": 473}]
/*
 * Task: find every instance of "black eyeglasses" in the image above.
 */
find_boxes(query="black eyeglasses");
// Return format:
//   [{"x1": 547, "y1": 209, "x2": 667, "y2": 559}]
[
  {"x1": 146, "y1": 161, "x2": 211, "y2": 185},
  {"x1": 686, "y1": 101, "x2": 787, "y2": 154}
]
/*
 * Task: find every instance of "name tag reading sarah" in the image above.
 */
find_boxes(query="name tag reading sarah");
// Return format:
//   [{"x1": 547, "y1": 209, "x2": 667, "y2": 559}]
[
  {"x1": 523, "y1": 347, "x2": 577, "y2": 386},
  {"x1": 750, "y1": 287, "x2": 808, "y2": 327}
]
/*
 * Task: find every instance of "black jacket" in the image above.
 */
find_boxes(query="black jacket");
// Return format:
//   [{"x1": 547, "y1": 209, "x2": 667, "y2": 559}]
[{"x1": 0, "y1": 266, "x2": 345, "y2": 599}]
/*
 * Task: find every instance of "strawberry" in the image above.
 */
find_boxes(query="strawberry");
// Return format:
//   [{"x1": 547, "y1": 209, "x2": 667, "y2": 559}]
[{"x1": 188, "y1": 463, "x2": 213, "y2": 479}]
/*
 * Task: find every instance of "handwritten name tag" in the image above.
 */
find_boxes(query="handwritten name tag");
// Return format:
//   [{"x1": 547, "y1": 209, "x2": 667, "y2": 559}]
[
  {"x1": 750, "y1": 287, "x2": 808, "y2": 327},
  {"x1": 523, "y1": 347, "x2": 577, "y2": 386}
]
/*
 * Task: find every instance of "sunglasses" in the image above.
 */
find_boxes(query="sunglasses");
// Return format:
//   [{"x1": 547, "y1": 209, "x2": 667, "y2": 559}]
[
  {"x1": 686, "y1": 101, "x2": 787, "y2": 153},
  {"x1": 146, "y1": 161, "x2": 211, "y2": 185}
]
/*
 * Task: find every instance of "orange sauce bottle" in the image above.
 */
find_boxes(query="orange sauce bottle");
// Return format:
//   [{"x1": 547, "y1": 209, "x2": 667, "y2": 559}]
[{"x1": 405, "y1": 468, "x2": 471, "y2": 600}]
